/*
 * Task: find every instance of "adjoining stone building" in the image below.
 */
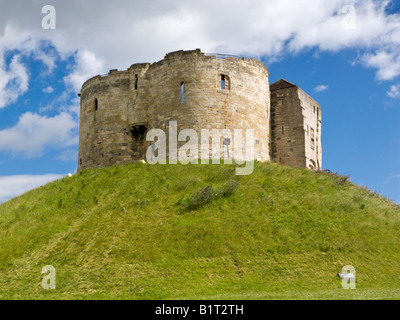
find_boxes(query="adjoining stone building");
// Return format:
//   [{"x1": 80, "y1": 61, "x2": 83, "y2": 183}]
[
  {"x1": 270, "y1": 79, "x2": 322, "y2": 170},
  {"x1": 78, "y1": 49, "x2": 321, "y2": 171}
]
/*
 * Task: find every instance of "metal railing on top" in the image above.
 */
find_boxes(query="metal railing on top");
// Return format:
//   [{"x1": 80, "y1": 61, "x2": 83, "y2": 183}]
[{"x1": 204, "y1": 53, "x2": 244, "y2": 59}]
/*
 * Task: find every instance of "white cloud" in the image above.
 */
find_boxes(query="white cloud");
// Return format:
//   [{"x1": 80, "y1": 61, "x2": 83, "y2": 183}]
[
  {"x1": 57, "y1": 149, "x2": 78, "y2": 162},
  {"x1": 33, "y1": 49, "x2": 57, "y2": 73},
  {"x1": 0, "y1": 112, "x2": 78, "y2": 157},
  {"x1": 385, "y1": 174, "x2": 400, "y2": 184},
  {"x1": 42, "y1": 86, "x2": 54, "y2": 93},
  {"x1": 64, "y1": 49, "x2": 104, "y2": 92},
  {"x1": 0, "y1": 25, "x2": 60, "y2": 108},
  {"x1": 387, "y1": 84, "x2": 400, "y2": 99},
  {"x1": 0, "y1": 0, "x2": 400, "y2": 110},
  {"x1": 0, "y1": 174, "x2": 64, "y2": 204},
  {"x1": 315, "y1": 84, "x2": 329, "y2": 92},
  {"x1": 361, "y1": 50, "x2": 400, "y2": 81},
  {"x1": 39, "y1": 92, "x2": 79, "y2": 115},
  {"x1": 0, "y1": 54, "x2": 29, "y2": 108},
  {"x1": 0, "y1": 1, "x2": 400, "y2": 92}
]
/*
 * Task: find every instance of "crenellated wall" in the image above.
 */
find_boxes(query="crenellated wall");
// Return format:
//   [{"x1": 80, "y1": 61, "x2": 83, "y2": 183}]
[
  {"x1": 78, "y1": 49, "x2": 271, "y2": 171},
  {"x1": 78, "y1": 49, "x2": 322, "y2": 172}
]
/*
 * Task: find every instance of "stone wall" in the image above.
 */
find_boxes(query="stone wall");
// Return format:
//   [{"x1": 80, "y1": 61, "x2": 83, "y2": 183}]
[
  {"x1": 78, "y1": 49, "x2": 271, "y2": 171},
  {"x1": 298, "y1": 88, "x2": 322, "y2": 170},
  {"x1": 78, "y1": 49, "x2": 322, "y2": 172},
  {"x1": 270, "y1": 80, "x2": 322, "y2": 169}
]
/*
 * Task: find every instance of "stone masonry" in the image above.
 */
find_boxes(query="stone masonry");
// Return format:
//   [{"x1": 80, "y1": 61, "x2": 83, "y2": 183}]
[
  {"x1": 78, "y1": 49, "x2": 322, "y2": 171},
  {"x1": 270, "y1": 79, "x2": 322, "y2": 169}
]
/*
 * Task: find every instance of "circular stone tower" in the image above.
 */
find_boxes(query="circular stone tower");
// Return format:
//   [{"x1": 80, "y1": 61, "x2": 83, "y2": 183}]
[{"x1": 78, "y1": 49, "x2": 271, "y2": 171}]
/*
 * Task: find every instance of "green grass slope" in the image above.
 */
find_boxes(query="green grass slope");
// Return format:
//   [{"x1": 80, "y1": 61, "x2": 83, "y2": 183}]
[{"x1": 0, "y1": 162, "x2": 399, "y2": 300}]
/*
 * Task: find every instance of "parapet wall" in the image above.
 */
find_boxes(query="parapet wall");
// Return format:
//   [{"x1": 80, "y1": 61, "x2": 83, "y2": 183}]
[{"x1": 78, "y1": 49, "x2": 271, "y2": 170}]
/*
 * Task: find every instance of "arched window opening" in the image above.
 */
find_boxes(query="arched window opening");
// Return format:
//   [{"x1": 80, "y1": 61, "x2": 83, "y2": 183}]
[
  {"x1": 220, "y1": 74, "x2": 230, "y2": 90},
  {"x1": 221, "y1": 74, "x2": 230, "y2": 90}
]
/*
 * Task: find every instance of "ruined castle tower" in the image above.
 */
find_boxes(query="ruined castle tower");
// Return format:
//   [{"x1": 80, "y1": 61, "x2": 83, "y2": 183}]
[
  {"x1": 270, "y1": 79, "x2": 322, "y2": 170},
  {"x1": 78, "y1": 49, "x2": 321, "y2": 171}
]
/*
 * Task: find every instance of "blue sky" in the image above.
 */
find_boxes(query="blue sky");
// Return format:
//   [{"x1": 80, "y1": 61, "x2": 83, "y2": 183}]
[
  {"x1": 0, "y1": 0, "x2": 399, "y2": 203},
  {"x1": 269, "y1": 49, "x2": 400, "y2": 202}
]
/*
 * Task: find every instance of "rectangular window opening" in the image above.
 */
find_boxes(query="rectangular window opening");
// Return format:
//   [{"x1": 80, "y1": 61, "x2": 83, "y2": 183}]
[
  {"x1": 221, "y1": 75, "x2": 225, "y2": 90},
  {"x1": 311, "y1": 128, "x2": 315, "y2": 150},
  {"x1": 135, "y1": 75, "x2": 138, "y2": 90},
  {"x1": 180, "y1": 82, "x2": 184, "y2": 104}
]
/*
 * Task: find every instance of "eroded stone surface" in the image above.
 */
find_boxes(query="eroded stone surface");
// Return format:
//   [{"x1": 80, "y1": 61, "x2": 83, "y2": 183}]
[{"x1": 78, "y1": 49, "x2": 321, "y2": 171}]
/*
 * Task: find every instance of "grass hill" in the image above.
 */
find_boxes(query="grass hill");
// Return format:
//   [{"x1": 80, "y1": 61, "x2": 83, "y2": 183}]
[{"x1": 0, "y1": 162, "x2": 399, "y2": 300}]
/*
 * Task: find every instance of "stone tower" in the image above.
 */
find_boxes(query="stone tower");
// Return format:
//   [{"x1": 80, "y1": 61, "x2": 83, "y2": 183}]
[
  {"x1": 77, "y1": 49, "x2": 322, "y2": 171},
  {"x1": 78, "y1": 49, "x2": 271, "y2": 171},
  {"x1": 270, "y1": 79, "x2": 322, "y2": 170}
]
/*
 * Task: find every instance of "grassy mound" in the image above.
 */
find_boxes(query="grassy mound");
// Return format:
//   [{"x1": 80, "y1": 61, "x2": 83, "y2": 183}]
[{"x1": 0, "y1": 162, "x2": 399, "y2": 299}]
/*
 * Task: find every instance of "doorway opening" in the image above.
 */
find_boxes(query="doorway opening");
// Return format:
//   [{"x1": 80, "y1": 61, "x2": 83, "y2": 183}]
[{"x1": 130, "y1": 123, "x2": 148, "y2": 160}]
